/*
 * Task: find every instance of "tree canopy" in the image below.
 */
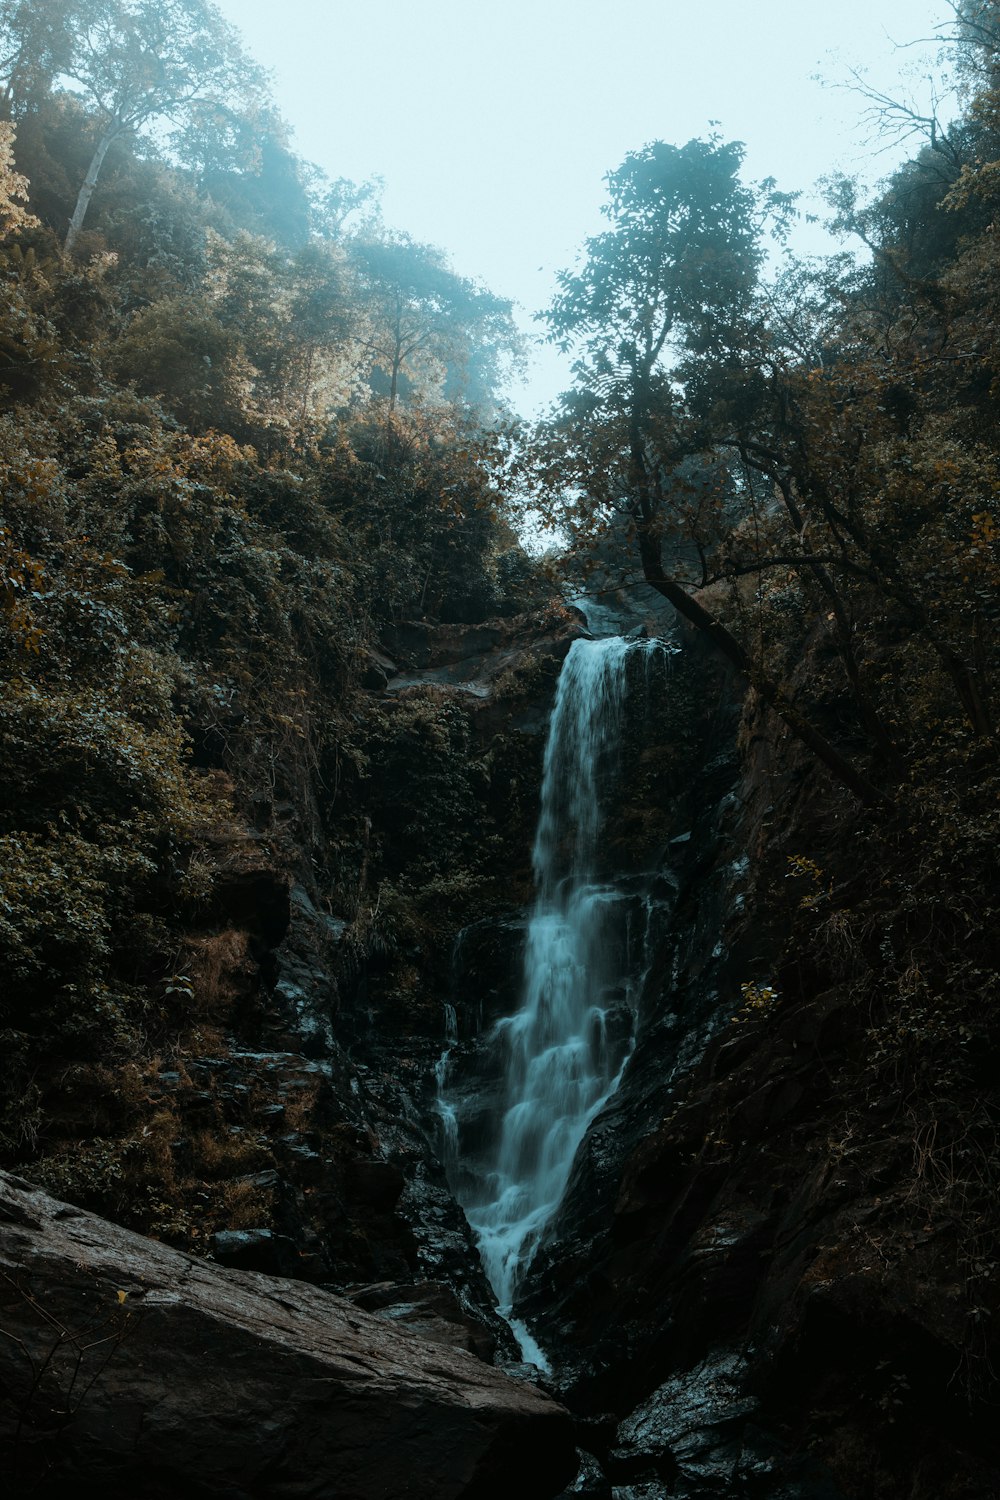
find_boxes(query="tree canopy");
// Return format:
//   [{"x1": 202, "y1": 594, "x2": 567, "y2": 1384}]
[{"x1": 529, "y1": 69, "x2": 999, "y2": 804}]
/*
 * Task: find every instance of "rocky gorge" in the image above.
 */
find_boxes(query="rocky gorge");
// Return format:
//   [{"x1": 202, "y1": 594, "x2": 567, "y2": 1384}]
[
  {"x1": 5, "y1": 590, "x2": 996, "y2": 1499},
  {"x1": 5, "y1": 8, "x2": 1000, "y2": 1490}
]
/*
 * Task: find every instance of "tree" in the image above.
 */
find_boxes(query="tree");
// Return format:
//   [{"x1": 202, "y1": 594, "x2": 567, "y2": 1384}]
[
  {"x1": 538, "y1": 138, "x2": 889, "y2": 808},
  {"x1": 179, "y1": 100, "x2": 315, "y2": 249},
  {"x1": 350, "y1": 233, "x2": 522, "y2": 415},
  {"x1": 547, "y1": 140, "x2": 762, "y2": 403},
  {"x1": 541, "y1": 136, "x2": 773, "y2": 563},
  {"x1": 0, "y1": 0, "x2": 75, "y2": 117},
  {"x1": 199, "y1": 230, "x2": 363, "y2": 444},
  {"x1": 0, "y1": 120, "x2": 36, "y2": 230},
  {"x1": 312, "y1": 172, "x2": 383, "y2": 243},
  {"x1": 59, "y1": 0, "x2": 267, "y2": 253}
]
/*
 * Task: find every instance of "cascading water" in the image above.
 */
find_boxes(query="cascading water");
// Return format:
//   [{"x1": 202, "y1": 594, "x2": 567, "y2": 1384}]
[{"x1": 441, "y1": 635, "x2": 663, "y2": 1361}]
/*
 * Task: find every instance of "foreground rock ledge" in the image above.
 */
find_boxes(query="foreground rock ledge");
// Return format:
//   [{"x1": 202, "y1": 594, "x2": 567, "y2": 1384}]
[{"x1": 0, "y1": 1173, "x2": 574, "y2": 1499}]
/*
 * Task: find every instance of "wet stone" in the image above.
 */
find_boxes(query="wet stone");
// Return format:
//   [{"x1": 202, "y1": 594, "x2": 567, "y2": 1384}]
[
  {"x1": 611, "y1": 1351, "x2": 754, "y2": 1492},
  {"x1": 211, "y1": 1228, "x2": 300, "y2": 1276},
  {"x1": 556, "y1": 1448, "x2": 613, "y2": 1497}
]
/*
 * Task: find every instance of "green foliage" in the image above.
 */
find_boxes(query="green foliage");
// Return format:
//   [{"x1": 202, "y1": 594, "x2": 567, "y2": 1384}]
[
  {"x1": 364, "y1": 694, "x2": 483, "y2": 882},
  {"x1": 0, "y1": 0, "x2": 534, "y2": 1187},
  {"x1": 350, "y1": 231, "x2": 524, "y2": 415},
  {"x1": 786, "y1": 855, "x2": 832, "y2": 911},
  {"x1": 108, "y1": 292, "x2": 247, "y2": 428},
  {"x1": 539, "y1": 136, "x2": 787, "y2": 527}
]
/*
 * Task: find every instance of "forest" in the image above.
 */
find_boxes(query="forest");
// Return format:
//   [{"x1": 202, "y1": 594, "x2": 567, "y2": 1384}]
[{"x1": 0, "y1": 2, "x2": 999, "y2": 1498}]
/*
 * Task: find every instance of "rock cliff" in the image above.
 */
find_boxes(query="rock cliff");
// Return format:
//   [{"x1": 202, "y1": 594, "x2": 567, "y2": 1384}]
[
  {"x1": 8, "y1": 599, "x2": 998, "y2": 1500},
  {"x1": 514, "y1": 635, "x2": 1000, "y2": 1499}
]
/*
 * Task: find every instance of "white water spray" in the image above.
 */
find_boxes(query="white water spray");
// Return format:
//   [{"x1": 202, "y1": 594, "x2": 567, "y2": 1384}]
[{"x1": 451, "y1": 636, "x2": 661, "y2": 1351}]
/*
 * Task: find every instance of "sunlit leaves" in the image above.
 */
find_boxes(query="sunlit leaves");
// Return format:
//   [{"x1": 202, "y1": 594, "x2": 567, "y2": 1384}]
[{"x1": 350, "y1": 232, "x2": 523, "y2": 416}]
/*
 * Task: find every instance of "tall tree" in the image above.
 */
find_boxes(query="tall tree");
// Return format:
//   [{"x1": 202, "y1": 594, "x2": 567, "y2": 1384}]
[
  {"x1": 197, "y1": 230, "x2": 363, "y2": 443},
  {"x1": 60, "y1": 0, "x2": 266, "y2": 253},
  {"x1": 0, "y1": 0, "x2": 75, "y2": 117},
  {"x1": 542, "y1": 137, "x2": 782, "y2": 560},
  {"x1": 350, "y1": 233, "x2": 521, "y2": 414},
  {"x1": 539, "y1": 138, "x2": 887, "y2": 807}
]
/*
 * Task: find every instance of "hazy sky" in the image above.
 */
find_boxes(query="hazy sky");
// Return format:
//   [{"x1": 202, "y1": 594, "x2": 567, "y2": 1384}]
[{"x1": 214, "y1": 1, "x2": 952, "y2": 412}]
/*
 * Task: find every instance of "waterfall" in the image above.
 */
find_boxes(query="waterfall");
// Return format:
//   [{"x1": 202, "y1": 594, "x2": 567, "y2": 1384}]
[{"x1": 444, "y1": 635, "x2": 662, "y2": 1359}]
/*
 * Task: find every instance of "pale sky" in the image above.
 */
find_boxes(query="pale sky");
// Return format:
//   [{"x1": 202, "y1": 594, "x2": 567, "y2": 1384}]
[{"x1": 214, "y1": 0, "x2": 953, "y2": 413}]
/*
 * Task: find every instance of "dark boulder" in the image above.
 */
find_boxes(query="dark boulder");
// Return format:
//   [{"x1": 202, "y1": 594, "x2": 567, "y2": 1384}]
[{"x1": 0, "y1": 1173, "x2": 576, "y2": 1499}]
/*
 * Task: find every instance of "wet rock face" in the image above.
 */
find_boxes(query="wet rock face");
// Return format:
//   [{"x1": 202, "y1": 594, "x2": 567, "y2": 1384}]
[
  {"x1": 271, "y1": 882, "x2": 348, "y2": 1056},
  {"x1": 346, "y1": 1278, "x2": 499, "y2": 1360},
  {"x1": 522, "y1": 949, "x2": 1000, "y2": 1496},
  {"x1": 507, "y1": 632, "x2": 1000, "y2": 1499},
  {"x1": 605, "y1": 1351, "x2": 845, "y2": 1499},
  {"x1": 450, "y1": 914, "x2": 529, "y2": 1036},
  {"x1": 110, "y1": 609, "x2": 586, "y2": 1347},
  {"x1": 515, "y1": 674, "x2": 749, "y2": 1363},
  {"x1": 0, "y1": 1173, "x2": 576, "y2": 1500},
  {"x1": 381, "y1": 609, "x2": 588, "y2": 733}
]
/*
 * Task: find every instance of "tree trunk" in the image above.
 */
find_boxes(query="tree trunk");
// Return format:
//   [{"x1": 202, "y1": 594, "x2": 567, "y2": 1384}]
[
  {"x1": 388, "y1": 295, "x2": 404, "y2": 413},
  {"x1": 64, "y1": 129, "x2": 114, "y2": 254}
]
